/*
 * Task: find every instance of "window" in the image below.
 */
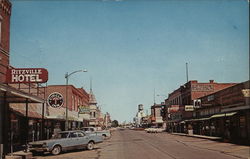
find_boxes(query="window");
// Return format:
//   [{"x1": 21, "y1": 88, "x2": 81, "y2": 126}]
[
  {"x1": 69, "y1": 132, "x2": 77, "y2": 138},
  {"x1": 77, "y1": 132, "x2": 84, "y2": 137}
]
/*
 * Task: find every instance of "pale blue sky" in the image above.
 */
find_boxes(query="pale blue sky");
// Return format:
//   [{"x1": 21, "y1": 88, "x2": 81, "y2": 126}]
[{"x1": 9, "y1": 0, "x2": 249, "y2": 122}]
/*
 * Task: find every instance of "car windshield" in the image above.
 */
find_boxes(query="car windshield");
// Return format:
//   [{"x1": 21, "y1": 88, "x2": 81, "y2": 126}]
[
  {"x1": 51, "y1": 132, "x2": 69, "y2": 139},
  {"x1": 82, "y1": 128, "x2": 90, "y2": 131}
]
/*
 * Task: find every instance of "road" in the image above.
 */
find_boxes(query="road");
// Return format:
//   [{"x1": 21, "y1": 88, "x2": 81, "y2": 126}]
[{"x1": 36, "y1": 129, "x2": 249, "y2": 159}]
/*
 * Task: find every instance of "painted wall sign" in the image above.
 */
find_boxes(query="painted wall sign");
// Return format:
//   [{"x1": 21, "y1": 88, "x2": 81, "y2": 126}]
[
  {"x1": 191, "y1": 84, "x2": 214, "y2": 92},
  {"x1": 168, "y1": 105, "x2": 180, "y2": 113},
  {"x1": 47, "y1": 92, "x2": 64, "y2": 108},
  {"x1": 79, "y1": 105, "x2": 90, "y2": 114},
  {"x1": 6, "y1": 68, "x2": 48, "y2": 83}
]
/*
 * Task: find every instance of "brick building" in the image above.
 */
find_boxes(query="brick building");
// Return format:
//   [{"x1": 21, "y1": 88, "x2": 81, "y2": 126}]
[
  {"x1": 0, "y1": 0, "x2": 11, "y2": 83},
  {"x1": 45, "y1": 85, "x2": 89, "y2": 135},
  {"x1": 0, "y1": 0, "x2": 46, "y2": 156},
  {"x1": 165, "y1": 80, "x2": 236, "y2": 133},
  {"x1": 188, "y1": 81, "x2": 250, "y2": 145},
  {"x1": 150, "y1": 103, "x2": 164, "y2": 128}
]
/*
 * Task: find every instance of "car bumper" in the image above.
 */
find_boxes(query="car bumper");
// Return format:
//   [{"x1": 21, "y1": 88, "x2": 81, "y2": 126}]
[{"x1": 29, "y1": 147, "x2": 50, "y2": 152}]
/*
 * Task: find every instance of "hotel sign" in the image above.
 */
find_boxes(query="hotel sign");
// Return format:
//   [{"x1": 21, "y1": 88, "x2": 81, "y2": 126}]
[{"x1": 6, "y1": 68, "x2": 48, "y2": 83}]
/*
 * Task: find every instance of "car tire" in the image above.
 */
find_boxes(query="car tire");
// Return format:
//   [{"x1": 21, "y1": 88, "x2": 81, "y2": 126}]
[
  {"x1": 87, "y1": 141, "x2": 94, "y2": 150},
  {"x1": 51, "y1": 145, "x2": 61, "y2": 155},
  {"x1": 102, "y1": 134, "x2": 106, "y2": 139}
]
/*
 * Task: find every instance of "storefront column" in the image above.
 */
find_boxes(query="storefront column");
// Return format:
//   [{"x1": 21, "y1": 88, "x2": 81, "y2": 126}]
[
  {"x1": 1, "y1": 92, "x2": 10, "y2": 157},
  {"x1": 41, "y1": 103, "x2": 45, "y2": 140},
  {"x1": 0, "y1": 92, "x2": 6, "y2": 158},
  {"x1": 25, "y1": 99, "x2": 29, "y2": 149}
]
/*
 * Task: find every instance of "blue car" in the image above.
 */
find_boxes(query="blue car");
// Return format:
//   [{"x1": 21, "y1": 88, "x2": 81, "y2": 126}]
[{"x1": 28, "y1": 130, "x2": 103, "y2": 155}]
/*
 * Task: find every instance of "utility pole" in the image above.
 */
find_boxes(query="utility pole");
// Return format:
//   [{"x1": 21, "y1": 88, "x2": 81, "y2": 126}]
[
  {"x1": 186, "y1": 62, "x2": 189, "y2": 83},
  {"x1": 154, "y1": 88, "x2": 156, "y2": 105}
]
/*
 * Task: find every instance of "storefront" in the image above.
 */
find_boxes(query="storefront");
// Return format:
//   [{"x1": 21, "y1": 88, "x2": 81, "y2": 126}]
[{"x1": 0, "y1": 83, "x2": 45, "y2": 156}]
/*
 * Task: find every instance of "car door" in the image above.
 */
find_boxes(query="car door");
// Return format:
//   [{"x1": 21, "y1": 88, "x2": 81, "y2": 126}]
[
  {"x1": 55, "y1": 132, "x2": 70, "y2": 150},
  {"x1": 67, "y1": 132, "x2": 79, "y2": 149},
  {"x1": 77, "y1": 132, "x2": 89, "y2": 147}
]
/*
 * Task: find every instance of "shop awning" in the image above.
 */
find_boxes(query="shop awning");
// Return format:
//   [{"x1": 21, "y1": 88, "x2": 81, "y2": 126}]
[
  {"x1": 46, "y1": 116, "x2": 65, "y2": 120},
  {"x1": 0, "y1": 84, "x2": 44, "y2": 103},
  {"x1": 210, "y1": 112, "x2": 237, "y2": 119},
  {"x1": 11, "y1": 107, "x2": 44, "y2": 119},
  {"x1": 184, "y1": 117, "x2": 210, "y2": 122}
]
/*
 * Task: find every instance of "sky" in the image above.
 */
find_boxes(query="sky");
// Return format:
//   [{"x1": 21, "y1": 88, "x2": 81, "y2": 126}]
[{"x1": 9, "y1": 0, "x2": 249, "y2": 123}]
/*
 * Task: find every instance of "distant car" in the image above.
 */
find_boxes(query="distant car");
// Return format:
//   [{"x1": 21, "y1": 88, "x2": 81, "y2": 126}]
[
  {"x1": 82, "y1": 127, "x2": 111, "y2": 139},
  {"x1": 28, "y1": 130, "x2": 103, "y2": 155},
  {"x1": 145, "y1": 128, "x2": 165, "y2": 133}
]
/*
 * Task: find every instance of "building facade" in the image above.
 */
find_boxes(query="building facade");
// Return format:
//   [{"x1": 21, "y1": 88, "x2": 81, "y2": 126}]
[
  {"x1": 187, "y1": 81, "x2": 250, "y2": 145},
  {"x1": 165, "y1": 80, "x2": 236, "y2": 133},
  {"x1": 0, "y1": 0, "x2": 11, "y2": 83},
  {"x1": 45, "y1": 85, "x2": 89, "y2": 137},
  {"x1": 0, "y1": 1, "x2": 47, "y2": 156},
  {"x1": 150, "y1": 103, "x2": 164, "y2": 128}
]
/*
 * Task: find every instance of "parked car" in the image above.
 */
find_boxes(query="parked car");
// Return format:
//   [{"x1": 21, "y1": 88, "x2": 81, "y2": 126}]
[
  {"x1": 28, "y1": 130, "x2": 103, "y2": 155},
  {"x1": 81, "y1": 127, "x2": 111, "y2": 139}
]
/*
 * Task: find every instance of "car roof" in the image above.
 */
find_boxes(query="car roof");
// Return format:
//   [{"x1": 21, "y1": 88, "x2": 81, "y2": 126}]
[{"x1": 58, "y1": 130, "x2": 85, "y2": 133}]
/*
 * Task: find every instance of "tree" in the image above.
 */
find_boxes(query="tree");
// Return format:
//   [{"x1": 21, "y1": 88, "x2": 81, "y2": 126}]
[{"x1": 111, "y1": 120, "x2": 119, "y2": 127}]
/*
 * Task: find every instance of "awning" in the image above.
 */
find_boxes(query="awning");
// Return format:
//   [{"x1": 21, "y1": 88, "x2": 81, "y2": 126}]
[
  {"x1": 184, "y1": 117, "x2": 210, "y2": 122},
  {"x1": 11, "y1": 107, "x2": 44, "y2": 119},
  {"x1": 0, "y1": 84, "x2": 44, "y2": 103},
  {"x1": 210, "y1": 112, "x2": 237, "y2": 119},
  {"x1": 46, "y1": 116, "x2": 65, "y2": 120}
]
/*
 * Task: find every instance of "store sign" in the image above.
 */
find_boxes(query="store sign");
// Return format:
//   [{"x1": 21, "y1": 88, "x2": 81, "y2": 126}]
[
  {"x1": 79, "y1": 105, "x2": 90, "y2": 114},
  {"x1": 185, "y1": 105, "x2": 194, "y2": 111},
  {"x1": 168, "y1": 105, "x2": 180, "y2": 113},
  {"x1": 242, "y1": 89, "x2": 250, "y2": 97},
  {"x1": 6, "y1": 68, "x2": 48, "y2": 83},
  {"x1": 47, "y1": 92, "x2": 64, "y2": 108}
]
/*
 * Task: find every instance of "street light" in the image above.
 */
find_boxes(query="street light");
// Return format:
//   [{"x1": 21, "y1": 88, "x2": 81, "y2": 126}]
[{"x1": 65, "y1": 69, "x2": 87, "y2": 130}]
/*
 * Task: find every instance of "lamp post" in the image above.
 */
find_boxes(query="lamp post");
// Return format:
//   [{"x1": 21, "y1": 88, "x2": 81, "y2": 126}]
[{"x1": 65, "y1": 69, "x2": 87, "y2": 130}]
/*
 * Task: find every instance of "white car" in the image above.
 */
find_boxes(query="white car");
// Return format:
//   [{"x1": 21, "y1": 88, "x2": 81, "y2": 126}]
[{"x1": 145, "y1": 128, "x2": 165, "y2": 133}]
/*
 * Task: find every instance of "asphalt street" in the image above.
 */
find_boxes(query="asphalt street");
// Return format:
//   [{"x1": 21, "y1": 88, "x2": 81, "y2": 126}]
[{"x1": 36, "y1": 129, "x2": 250, "y2": 159}]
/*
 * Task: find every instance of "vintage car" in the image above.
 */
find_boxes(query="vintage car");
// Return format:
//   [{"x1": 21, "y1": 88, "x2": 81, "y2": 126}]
[
  {"x1": 145, "y1": 128, "x2": 165, "y2": 133},
  {"x1": 28, "y1": 130, "x2": 103, "y2": 155},
  {"x1": 82, "y1": 127, "x2": 111, "y2": 139}
]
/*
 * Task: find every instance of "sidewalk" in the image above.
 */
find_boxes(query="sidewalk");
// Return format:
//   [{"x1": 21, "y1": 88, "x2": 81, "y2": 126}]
[
  {"x1": 170, "y1": 132, "x2": 250, "y2": 159},
  {"x1": 171, "y1": 132, "x2": 222, "y2": 140}
]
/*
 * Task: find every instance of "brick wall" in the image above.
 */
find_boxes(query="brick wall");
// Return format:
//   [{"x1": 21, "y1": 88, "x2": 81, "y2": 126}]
[
  {"x1": 0, "y1": 0, "x2": 11, "y2": 83},
  {"x1": 46, "y1": 85, "x2": 89, "y2": 112}
]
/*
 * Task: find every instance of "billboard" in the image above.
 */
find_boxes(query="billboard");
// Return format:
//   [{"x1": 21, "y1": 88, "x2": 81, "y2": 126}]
[{"x1": 6, "y1": 68, "x2": 48, "y2": 83}]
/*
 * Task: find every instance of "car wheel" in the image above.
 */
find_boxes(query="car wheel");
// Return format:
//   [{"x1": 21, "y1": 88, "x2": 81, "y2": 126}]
[
  {"x1": 87, "y1": 141, "x2": 94, "y2": 150},
  {"x1": 51, "y1": 145, "x2": 61, "y2": 155},
  {"x1": 102, "y1": 134, "x2": 106, "y2": 139}
]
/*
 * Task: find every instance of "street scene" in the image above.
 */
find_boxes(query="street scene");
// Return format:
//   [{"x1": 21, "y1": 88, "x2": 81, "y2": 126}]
[
  {"x1": 0, "y1": 0, "x2": 249, "y2": 159},
  {"x1": 33, "y1": 129, "x2": 249, "y2": 159}
]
